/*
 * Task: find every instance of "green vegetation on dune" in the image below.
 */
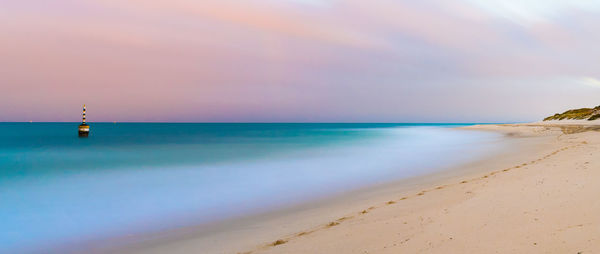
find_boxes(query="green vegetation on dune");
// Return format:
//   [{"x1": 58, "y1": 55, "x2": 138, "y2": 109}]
[
  {"x1": 588, "y1": 114, "x2": 600, "y2": 121},
  {"x1": 544, "y1": 106, "x2": 600, "y2": 121}
]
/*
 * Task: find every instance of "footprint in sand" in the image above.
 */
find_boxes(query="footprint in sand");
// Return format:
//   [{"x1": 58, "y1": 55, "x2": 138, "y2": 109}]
[
  {"x1": 337, "y1": 216, "x2": 352, "y2": 222},
  {"x1": 271, "y1": 239, "x2": 287, "y2": 246},
  {"x1": 327, "y1": 222, "x2": 340, "y2": 227}
]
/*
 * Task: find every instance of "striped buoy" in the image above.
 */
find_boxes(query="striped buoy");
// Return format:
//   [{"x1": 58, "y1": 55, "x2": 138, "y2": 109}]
[{"x1": 78, "y1": 104, "x2": 90, "y2": 137}]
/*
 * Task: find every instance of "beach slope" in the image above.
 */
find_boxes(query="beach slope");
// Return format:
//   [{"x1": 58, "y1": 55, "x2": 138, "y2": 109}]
[
  {"x1": 255, "y1": 124, "x2": 600, "y2": 253},
  {"x1": 122, "y1": 124, "x2": 600, "y2": 254}
]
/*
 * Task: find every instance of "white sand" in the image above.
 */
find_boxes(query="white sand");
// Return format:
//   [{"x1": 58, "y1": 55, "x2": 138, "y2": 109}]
[{"x1": 113, "y1": 124, "x2": 600, "y2": 254}]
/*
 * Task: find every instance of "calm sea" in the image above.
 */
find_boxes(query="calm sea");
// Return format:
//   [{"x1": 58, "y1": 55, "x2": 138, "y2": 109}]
[{"x1": 0, "y1": 123, "x2": 503, "y2": 253}]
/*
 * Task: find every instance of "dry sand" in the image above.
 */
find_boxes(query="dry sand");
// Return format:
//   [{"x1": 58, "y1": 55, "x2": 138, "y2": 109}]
[{"x1": 117, "y1": 124, "x2": 600, "y2": 254}]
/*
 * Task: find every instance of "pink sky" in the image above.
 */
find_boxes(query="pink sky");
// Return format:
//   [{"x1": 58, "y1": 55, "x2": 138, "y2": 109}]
[{"x1": 2, "y1": 0, "x2": 600, "y2": 122}]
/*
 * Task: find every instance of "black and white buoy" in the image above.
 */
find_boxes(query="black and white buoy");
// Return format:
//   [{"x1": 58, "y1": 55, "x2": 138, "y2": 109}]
[{"x1": 78, "y1": 105, "x2": 90, "y2": 137}]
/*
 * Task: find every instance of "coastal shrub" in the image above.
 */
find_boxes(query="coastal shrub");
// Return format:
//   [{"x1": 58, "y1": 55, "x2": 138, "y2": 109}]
[
  {"x1": 588, "y1": 114, "x2": 600, "y2": 121},
  {"x1": 543, "y1": 106, "x2": 600, "y2": 121}
]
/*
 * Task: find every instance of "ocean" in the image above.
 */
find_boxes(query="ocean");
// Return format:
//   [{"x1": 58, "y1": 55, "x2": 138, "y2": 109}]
[{"x1": 0, "y1": 123, "x2": 504, "y2": 253}]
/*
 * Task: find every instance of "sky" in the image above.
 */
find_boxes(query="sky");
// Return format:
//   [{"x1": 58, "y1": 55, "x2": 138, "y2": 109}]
[{"x1": 2, "y1": 0, "x2": 600, "y2": 122}]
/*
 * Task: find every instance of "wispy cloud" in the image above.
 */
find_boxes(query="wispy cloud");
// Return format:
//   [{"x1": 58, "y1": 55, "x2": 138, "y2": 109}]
[
  {"x1": 466, "y1": 0, "x2": 600, "y2": 25},
  {"x1": 579, "y1": 77, "x2": 600, "y2": 88}
]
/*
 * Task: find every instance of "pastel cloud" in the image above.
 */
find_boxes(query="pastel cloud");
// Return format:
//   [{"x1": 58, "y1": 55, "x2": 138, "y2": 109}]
[{"x1": 1, "y1": 0, "x2": 600, "y2": 122}]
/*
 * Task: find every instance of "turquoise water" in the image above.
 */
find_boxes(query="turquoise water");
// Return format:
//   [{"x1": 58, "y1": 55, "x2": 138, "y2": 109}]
[{"x1": 0, "y1": 123, "x2": 502, "y2": 253}]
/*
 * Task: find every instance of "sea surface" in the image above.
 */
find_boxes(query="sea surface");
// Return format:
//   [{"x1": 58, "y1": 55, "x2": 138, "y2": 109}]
[{"x1": 0, "y1": 123, "x2": 504, "y2": 253}]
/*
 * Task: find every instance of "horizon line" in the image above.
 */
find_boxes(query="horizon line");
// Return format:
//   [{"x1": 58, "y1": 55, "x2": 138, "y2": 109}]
[{"x1": 0, "y1": 121, "x2": 520, "y2": 124}]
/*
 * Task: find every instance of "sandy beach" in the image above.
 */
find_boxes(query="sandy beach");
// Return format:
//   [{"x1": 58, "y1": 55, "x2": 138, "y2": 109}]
[
  {"x1": 7, "y1": 1, "x2": 600, "y2": 253},
  {"x1": 113, "y1": 123, "x2": 600, "y2": 254}
]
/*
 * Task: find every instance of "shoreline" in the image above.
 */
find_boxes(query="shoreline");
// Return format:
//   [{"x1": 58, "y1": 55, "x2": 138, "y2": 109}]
[
  {"x1": 0, "y1": 124, "x2": 504, "y2": 254},
  {"x1": 99, "y1": 124, "x2": 593, "y2": 254}
]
